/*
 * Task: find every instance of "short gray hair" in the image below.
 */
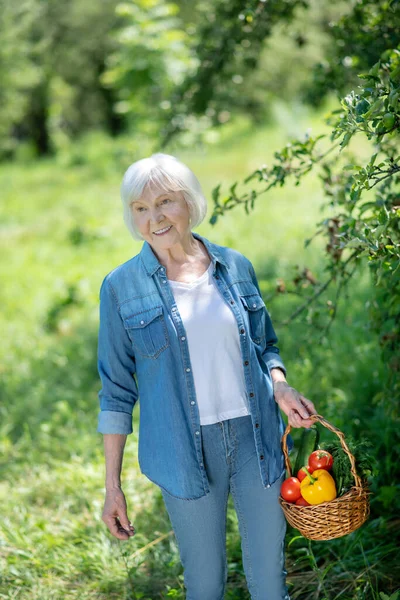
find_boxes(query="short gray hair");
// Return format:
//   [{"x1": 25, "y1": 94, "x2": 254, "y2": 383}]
[{"x1": 120, "y1": 153, "x2": 208, "y2": 241}]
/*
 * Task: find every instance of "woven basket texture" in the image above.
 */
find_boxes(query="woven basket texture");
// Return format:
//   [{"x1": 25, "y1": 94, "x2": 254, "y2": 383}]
[{"x1": 279, "y1": 414, "x2": 371, "y2": 541}]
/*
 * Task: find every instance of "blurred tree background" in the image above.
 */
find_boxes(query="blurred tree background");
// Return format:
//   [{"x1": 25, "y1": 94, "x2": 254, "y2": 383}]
[{"x1": 0, "y1": 0, "x2": 399, "y2": 599}]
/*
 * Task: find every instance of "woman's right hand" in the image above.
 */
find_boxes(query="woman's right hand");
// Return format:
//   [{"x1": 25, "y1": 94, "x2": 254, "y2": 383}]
[{"x1": 102, "y1": 487, "x2": 136, "y2": 540}]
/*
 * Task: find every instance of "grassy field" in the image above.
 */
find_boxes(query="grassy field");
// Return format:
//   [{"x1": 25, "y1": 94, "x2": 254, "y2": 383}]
[{"x1": 0, "y1": 99, "x2": 398, "y2": 599}]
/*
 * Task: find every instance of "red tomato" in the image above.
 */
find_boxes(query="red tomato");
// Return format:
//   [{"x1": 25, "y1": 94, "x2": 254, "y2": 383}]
[
  {"x1": 295, "y1": 496, "x2": 311, "y2": 506},
  {"x1": 280, "y1": 477, "x2": 301, "y2": 503},
  {"x1": 308, "y1": 450, "x2": 334, "y2": 472},
  {"x1": 297, "y1": 466, "x2": 313, "y2": 482}
]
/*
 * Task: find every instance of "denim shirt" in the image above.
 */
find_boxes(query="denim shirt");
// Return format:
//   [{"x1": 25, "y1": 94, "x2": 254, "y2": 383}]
[{"x1": 97, "y1": 231, "x2": 293, "y2": 499}]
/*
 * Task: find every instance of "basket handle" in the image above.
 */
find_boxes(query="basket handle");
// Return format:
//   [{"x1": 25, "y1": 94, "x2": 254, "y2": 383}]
[{"x1": 281, "y1": 413, "x2": 362, "y2": 489}]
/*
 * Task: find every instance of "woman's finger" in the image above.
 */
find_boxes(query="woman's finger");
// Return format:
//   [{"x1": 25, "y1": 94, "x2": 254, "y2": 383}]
[
  {"x1": 299, "y1": 395, "x2": 317, "y2": 416},
  {"x1": 306, "y1": 402, "x2": 317, "y2": 416},
  {"x1": 107, "y1": 516, "x2": 124, "y2": 538},
  {"x1": 104, "y1": 515, "x2": 130, "y2": 540},
  {"x1": 293, "y1": 400, "x2": 312, "y2": 421},
  {"x1": 118, "y1": 512, "x2": 130, "y2": 531},
  {"x1": 291, "y1": 404, "x2": 316, "y2": 428},
  {"x1": 118, "y1": 514, "x2": 135, "y2": 536},
  {"x1": 289, "y1": 409, "x2": 303, "y2": 428}
]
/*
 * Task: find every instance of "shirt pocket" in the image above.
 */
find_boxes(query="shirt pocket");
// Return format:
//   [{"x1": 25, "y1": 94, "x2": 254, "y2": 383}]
[
  {"x1": 123, "y1": 305, "x2": 169, "y2": 359},
  {"x1": 239, "y1": 293, "x2": 266, "y2": 345}
]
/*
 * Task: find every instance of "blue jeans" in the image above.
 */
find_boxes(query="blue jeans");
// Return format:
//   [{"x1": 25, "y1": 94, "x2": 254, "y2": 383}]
[{"x1": 159, "y1": 415, "x2": 290, "y2": 600}]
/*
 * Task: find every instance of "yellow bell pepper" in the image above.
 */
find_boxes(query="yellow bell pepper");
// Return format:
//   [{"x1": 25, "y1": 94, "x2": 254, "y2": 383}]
[{"x1": 300, "y1": 468, "x2": 337, "y2": 505}]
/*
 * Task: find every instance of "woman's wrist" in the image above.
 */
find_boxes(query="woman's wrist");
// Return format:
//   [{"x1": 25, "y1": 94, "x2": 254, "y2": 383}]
[
  {"x1": 106, "y1": 480, "x2": 122, "y2": 491},
  {"x1": 270, "y1": 367, "x2": 288, "y2": 384}
]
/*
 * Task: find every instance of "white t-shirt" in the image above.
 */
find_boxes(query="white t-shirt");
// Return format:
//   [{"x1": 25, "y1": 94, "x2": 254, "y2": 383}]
[{"x1": 168, "y1": 262, "x2": 250, "y2": 425}]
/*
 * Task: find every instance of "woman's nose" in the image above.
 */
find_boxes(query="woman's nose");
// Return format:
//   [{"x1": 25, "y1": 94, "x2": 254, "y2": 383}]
[{"x1": 150, "y1": 209, "x2": 164, "y2": 224}]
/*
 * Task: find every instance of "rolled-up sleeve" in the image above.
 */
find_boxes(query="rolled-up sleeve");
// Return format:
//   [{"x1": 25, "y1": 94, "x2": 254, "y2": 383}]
[
  {"x1": 248, "y1": 262, "x2": 287, "y2": 378},
  {"x1": 97, "y1": 276, "x2": 138, "y2": 434}
]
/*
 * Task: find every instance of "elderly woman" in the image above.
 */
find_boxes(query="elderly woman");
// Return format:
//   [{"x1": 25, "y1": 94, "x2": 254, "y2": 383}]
[{"x1": 97, "y1": 153, "x2": 316, "y2": 600}]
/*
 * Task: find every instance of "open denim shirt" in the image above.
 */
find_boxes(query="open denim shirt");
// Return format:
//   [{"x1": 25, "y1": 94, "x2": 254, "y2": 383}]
[{"x1": 97, "y1": 231, "x2": 293, "y2": 499}]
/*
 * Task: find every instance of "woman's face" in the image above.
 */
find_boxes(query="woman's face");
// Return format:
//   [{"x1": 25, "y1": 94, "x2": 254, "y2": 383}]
[{"x1": 131, "y1": 184, "x2": 192, "y2": 248}]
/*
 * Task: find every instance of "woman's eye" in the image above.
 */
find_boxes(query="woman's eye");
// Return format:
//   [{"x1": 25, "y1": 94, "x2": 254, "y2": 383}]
[{"x1": 134, "y1": 199, "x2": 170, "y2": 212}]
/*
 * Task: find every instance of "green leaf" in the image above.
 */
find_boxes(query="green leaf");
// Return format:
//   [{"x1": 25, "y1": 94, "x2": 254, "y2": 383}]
[
  {"x1": 350, "y1": 188, "x2": 362, "y2": 202},
  {"x1": 369, "y1": 153, "x2": 378, "y2": 167},
  {"x1": 375, "y1": 224, "x2": 388, "y2": 237},
  {"x1": 344, "y1": 238, "x2": 365, "y2": 248},
  {"x1": 376, "y1": 265, "x2": 384, "y2": 286},
  {"x1": 389, "y1": 91, "x2": 399, "y2": 108},
  {"x1": 343, "y1": 164, "x2": 360, "y2": 170},
  {"x1": 369, "y1": 61, "x2": 380, "y2": 77},
  {"x1": 211, "y1": 184, "x2": 221, "y2": 205},
  {"x1": 288, "y1": 535, "x2": 304, "y2": 547},
  {"x1": 364, "y1": 98, "x2": 385, "y2": 118},
  {"x1": 340, "y1": 132, "x2": 353, "y2": 150},
  {"x1": 393, "y1": 260, "x2": 400, "y2": 275},
  {"x1": 378, "y1": 207, "x2": 390, "y2": 224},
  {"x1": 390, "y1": 65, "x2": 400, "y2": 82},
  {"x1": 359, "y1": 201, "x2": 378, "y2": 215},
  {"x1": 355, "y1": 99, "x2": 370, "y2": 115}
]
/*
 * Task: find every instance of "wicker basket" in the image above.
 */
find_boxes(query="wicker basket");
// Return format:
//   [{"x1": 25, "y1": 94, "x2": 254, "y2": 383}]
[{"x1": 279, "y1": 414, "x2": 371, "y2": 541}]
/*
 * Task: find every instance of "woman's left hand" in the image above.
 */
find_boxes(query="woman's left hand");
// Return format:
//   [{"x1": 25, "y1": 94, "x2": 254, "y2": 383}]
[{"x1": 273, "y1": 381, "x2": 317, "y2": 428}]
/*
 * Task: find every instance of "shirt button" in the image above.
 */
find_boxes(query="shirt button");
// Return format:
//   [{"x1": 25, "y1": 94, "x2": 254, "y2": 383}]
[
  {"x1": 162, "y1": 280, "x2": 167, "y2": 283},
  {"x1": 200, "y1": 462, "x2": 204, "y2": 467},
  {"x1": 240, "y1": 328, "x2": 245, "y2": 334},
  {"x1": 191, "y1": 401, "x2": 195, "y2": 405},
  {"x1": 253, "y1": 303, "x2": 257, "y2": 308},
  {"x1": 244, "y1": 360, "x2": 249, "y2": 366},
  {"x1": 215, "y1": 275, "x2": 219, "y2": 279},
  {"x1": 186, "y1": 368, "x2": 191, "y2": 372},
  {"x1": 195, "y1": 431, "x2": 200, "y2": 435},
  {"x1": 181, "y1": 336, "x2": 186, "y2": 341},
  {"x1": 250, "y1": 392, "x2": 254, "y2": 397},
  {"x1": 230, "y1": 300, "x2": 234, "y2": 304},
  {"x1": 267, "y1": 484, "x2": 271, "y2": 488},
  {"x1": 255, "y1": 423, "x2": 259, "y2": 428},
  {"x1": 172, "y1": 307, "x2": 177, "y2": 312},
  {"x1": 260, "y1": 454, "x2": 264, "y2": 460},
  {"x1": 140, "y1": 320, "x2": 144, "y2": 325}
]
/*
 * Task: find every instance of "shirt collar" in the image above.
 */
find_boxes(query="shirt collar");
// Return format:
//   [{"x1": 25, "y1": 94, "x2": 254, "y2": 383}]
[{"x1": 140, "y1": 231, "x2": 229, "y2": 277}]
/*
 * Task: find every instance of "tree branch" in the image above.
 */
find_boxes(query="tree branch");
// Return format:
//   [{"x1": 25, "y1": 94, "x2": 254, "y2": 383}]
[{"x1": 280, "y1": 250, "x2": 360, "y2": 326}]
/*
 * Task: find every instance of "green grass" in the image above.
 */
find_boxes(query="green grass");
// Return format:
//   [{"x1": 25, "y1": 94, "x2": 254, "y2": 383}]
[{"x1": 0, "y1": 99, "x2": 399, "y2": 599}]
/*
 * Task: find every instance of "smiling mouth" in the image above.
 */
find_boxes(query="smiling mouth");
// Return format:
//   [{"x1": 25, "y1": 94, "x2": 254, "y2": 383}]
[{"x1": 153, "y1": 225, "x2": 172, "y2": 235}]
